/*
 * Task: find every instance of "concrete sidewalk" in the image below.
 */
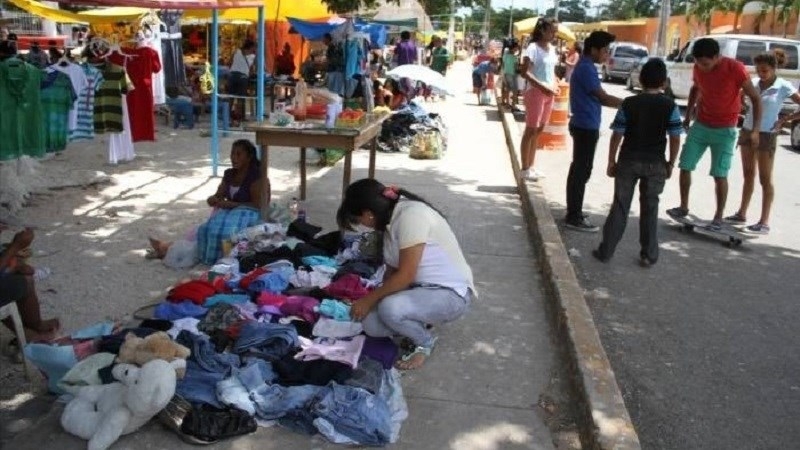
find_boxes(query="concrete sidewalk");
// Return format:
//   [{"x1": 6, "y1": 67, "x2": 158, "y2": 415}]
[{"x1": 3, "y1": 62, "x2": 573, "y2": 449}]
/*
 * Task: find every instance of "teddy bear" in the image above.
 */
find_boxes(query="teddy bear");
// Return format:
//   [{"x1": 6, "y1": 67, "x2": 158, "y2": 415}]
[
  {"x1": 117, "y1": 332, "x2": 191, "y2": 378},
  {"x1": 61, "y1": 359, "x2": 180, "y2": 450}
]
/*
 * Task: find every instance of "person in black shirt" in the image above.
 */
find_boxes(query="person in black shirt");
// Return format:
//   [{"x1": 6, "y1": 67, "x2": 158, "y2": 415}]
[{"x1": 593, "y1": 58, "x2": 682, "y2": 267}]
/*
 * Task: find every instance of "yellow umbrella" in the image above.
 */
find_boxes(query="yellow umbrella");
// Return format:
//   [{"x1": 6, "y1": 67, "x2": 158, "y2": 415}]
[{"x1": 513, "y1": 17, "x2": 576, "y2": 43}]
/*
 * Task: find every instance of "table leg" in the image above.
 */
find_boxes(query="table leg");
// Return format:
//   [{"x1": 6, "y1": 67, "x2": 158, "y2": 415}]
[
  {"x1": 260, "y1": 145, "x2": 270, "y2": 220},
  {"x1": 342, "y1": 149, "x2": 353, "y2": 195},
  {"x1": 300, "y1": 147, "x2": 307, "y2": 201},
  {"x1": 369, "y1": 137, "x2": 377, "y2": 179}
]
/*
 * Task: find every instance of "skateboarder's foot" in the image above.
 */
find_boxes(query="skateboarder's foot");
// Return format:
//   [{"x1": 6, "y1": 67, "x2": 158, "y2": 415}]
[
  {"x1": 704, "y1": 220, "x2": 723, "y2": 232},
  {"x1": 724, "y1": 212, "x2": 747, "y2": 224},
  {"x1": 666, "y1": 206, "x2": 689, "y2": 219},
  {"x1": 743, "y1": 222, "x2": 770, "y2": 234}
]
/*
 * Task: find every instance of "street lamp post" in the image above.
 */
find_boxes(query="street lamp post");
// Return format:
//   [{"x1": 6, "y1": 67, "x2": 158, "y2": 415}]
[
  {"x1": 554, "y1": 0, "x2": 560, "y2": 21},
  {"x1": 509, "y1": 0, "x2": 514, "y2": 37}
]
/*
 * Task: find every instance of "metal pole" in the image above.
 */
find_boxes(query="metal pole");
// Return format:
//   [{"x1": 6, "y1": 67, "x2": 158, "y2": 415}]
[
  {"x1": 256, "y1": 6, "x2": 265, "y2": 121},
  {"x1": 554, "y1": 0, "x2": 560, "y2": 20},
  {"x1": 509, "y1": 0, "x2": 514, "y2": 37},
  {"x1": 447, "y1": 0, "x2": 456, "y2": 54},
  {"x1": 211, "y1": 8, "x2": 219, "y2": 177}
]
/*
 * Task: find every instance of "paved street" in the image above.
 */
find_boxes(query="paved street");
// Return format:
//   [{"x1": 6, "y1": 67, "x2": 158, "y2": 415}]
[{"x1": 514, "y1": 81, "x2": 800, "y2": 449}]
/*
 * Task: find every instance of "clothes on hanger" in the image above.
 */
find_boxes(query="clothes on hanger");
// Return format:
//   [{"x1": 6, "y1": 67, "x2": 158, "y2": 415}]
[
  {"x1": 51, "y1": 62, "x2": 88, "y2": 133},
  {"x1": 70, "y1": 64, "x2": 103, "y2": 142},
  {"x1": 40, "y1": 71, "x2": 76, "y2": 152},
  {"x1": 108, "y1": 93, "x2": 135, "y2": 164},
  {"x1": 0, "y1": 56, "x2": 45, "y2": 160},
  {"x1": 147, "y1": 29, "x2": 166, "y2": 105},
  {"x1": 93, "y1": 61, "x2": 131, "y2": 134},
  {"x1": 159, "y1": 11, "x2": 187, "y2": 88},
  {"x1": 109, "y1": 46, "x2": 161, "y2": 142}
]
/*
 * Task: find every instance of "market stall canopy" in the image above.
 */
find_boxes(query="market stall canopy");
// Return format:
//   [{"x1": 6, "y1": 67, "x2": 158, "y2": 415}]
[
  {"x1": 6, "y1": 0, "x2": 147, "y2": 24},
  {"x1": 71, "y1": 0, "x2": 264, "y2": 8},
  {"x1": 287, "y1": 17, "x2": 387, "y2": 47},
  {"x1": 513, "y1": 17, "x2": 577, "y2": 43},
  {"x1": 183, "y1": 0, "x2": 331, "y2": 22}
]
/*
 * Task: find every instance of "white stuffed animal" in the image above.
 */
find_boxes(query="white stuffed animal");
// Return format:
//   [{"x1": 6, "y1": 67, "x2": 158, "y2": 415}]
[{"x1": 61, "y1": 359, "x2": 179, "y2": 450}]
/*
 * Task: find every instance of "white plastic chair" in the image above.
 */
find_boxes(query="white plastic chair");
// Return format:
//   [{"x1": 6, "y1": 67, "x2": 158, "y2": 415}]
[{"x1": 0, "y1": 302, "x2": 32, "y2": 379}]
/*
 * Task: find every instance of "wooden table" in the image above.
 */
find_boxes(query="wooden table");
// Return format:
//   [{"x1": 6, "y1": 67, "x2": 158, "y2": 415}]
[{"x1": 246, "y1": 115, "x2": 388, "y2": 218}]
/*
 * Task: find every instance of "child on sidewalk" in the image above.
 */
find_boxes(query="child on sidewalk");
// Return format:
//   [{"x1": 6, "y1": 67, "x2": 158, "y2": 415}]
[{"x1": 593, "y1": 59, "x2": 682, "y2": 267}]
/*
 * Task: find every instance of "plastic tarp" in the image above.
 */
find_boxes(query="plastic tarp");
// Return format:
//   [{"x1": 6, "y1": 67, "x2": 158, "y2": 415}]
[
  {"x1": 6, "y1": 0, "x2": 146, "y2": 24},
  {"x1": 70, "y1": 0, "x2": 263, "y2": 8},
  {"x1": 513, "y1": 17, "x2": 577, "y2": 43},
  {"x1": 287, "y1": 17, "x2": 387, "y2": 48},
  {"x1": 371, "y1": 18, "x2": 417, "y2": 28},
  {"x1": 183, "y1": 0, "x2": 331, "y2": 22}
]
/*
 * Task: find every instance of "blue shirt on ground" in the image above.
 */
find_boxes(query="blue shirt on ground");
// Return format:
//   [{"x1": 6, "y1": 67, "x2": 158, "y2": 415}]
[{"x1": 569, "y1": 55, "x2": 602, "y2": 130}]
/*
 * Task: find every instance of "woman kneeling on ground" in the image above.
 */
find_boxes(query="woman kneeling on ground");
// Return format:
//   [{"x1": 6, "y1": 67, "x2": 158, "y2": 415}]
[
  {"x1": 148, "y1": 139, "x2": 268, "y2": 265},
  {"x1": 337, "y1": 179, "x2": 476, "y2": 370}
]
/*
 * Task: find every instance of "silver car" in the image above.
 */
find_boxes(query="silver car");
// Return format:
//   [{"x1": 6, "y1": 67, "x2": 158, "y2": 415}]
[
  {"x1": 601, "y1": 42, "x2": 649, "y2": 82},
  {"x1": 626, "y1": 56, "x2": 673, "y2": 97}
]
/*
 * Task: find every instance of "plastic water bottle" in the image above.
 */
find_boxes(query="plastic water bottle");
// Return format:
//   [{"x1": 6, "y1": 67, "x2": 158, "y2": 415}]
[{"x1": 297, "y1": 200, "x2": 307, "y2": 223}]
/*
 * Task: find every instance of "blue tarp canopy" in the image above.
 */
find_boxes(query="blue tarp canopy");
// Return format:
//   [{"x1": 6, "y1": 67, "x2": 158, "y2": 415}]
[{"x1": 286, "y1": 17, "x2": 387, "y2": 48}]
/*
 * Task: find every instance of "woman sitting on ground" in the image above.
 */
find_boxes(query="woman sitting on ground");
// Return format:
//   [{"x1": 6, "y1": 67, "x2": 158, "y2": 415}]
[
  {"x1": 337, "y1": 179, "x2": 476, "y2": 370},
  {"x1": 148, "y1": 139, "x2": 268, "y2": 265},
  {"x1": 384, "y1": 78, "x2": 408, "y2": 110},
  {"x1": 0, "y1": 226, "x2": 60, "y2": 341}
]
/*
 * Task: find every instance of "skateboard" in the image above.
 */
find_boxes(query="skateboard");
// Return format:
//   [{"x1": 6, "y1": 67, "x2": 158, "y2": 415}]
[{"x1": 669, "y1": 213, "x2": 753, "y2": 248}]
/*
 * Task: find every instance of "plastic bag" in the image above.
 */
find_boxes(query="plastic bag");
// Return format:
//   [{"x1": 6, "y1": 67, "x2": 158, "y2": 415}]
[{"x1": 163, "y1": 239, "x2": 199, "y2": 269}]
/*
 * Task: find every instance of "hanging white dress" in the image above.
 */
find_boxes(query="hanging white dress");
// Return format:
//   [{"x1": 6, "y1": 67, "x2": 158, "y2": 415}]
[
  {"x1": 108, "y1": 94, "x2": 135, "y2": 164},
  {"x1": 149, "y1": 33, "x2": 166, "y2": 105}
]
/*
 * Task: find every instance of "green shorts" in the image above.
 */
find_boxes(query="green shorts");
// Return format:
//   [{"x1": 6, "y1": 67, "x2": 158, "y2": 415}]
[{"x1": 678, "y1": 122, "x2": 738, "y2": 178}]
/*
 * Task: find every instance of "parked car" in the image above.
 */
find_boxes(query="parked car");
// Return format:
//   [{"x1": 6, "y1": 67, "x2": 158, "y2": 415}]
[
  {"x1": 600, "y1": 42, "x2": 649, "y2": 82},
  {"x1": 791, "y1": 119, "x2": 800, "y2": 149},
  {"x1": 626, "y1": 56, "x2": 673, "y2": 96},
  {"x1": 667, "y1": 34, "x2": 800, "y2": 99}
]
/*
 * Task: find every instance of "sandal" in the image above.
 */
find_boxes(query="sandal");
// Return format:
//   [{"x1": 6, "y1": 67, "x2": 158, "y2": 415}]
[
  {"x1": 395, "y1": 337, "x2": 437, "y2": 371},
  {"x1": 724, "y1": 212, "x2": 746, "y2": 224}
]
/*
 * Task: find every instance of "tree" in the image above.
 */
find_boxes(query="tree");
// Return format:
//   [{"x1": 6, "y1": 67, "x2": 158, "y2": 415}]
[
  {"x1": 492, "y1": 7, "x2": 538, "y2": 37},
  {"x1": 686, "y1": 0, "x2": 715, "y2": 34},
  {"x1": 320, "y1": 0, "x2": 483, "y2": 15},
  {"x1": 544, "y1": 0, "x2": 592, "y2": 22}
]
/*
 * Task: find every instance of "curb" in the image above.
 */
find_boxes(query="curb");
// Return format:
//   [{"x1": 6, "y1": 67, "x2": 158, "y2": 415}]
[{"x1": 495, "y1": 93, "x2": 641, "y2": 450}]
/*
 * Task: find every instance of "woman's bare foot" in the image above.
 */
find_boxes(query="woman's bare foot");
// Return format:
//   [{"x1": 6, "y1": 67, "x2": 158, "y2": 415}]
[
  {"x1": 33, "y1": 318, "x2": 60, "y2": 333},
  {"x1": 394, "y1": 351, "x2": 428, "y2": 370},
  {"x1": 148, "y1": 237, "x2": 170, "y2": 259}
]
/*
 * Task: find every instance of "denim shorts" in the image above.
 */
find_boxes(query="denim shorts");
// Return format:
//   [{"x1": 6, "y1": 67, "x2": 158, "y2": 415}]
[{"x1": 679, "y1": 122, "x2": 738, "y2": 178}]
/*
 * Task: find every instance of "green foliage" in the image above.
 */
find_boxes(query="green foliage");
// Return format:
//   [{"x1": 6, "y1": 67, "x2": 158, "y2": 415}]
[
  {"x1": 319, "y1": 0, "x2": 482, "y2": 15},
  {"x1": 544, "y1": 0, "x2": 593, "y2": 22}
]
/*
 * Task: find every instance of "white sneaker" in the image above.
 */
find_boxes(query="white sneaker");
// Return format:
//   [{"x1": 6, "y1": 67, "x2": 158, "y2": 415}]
[
  {"x1": 521, "y1": 169, "x2": 539, "y2": 181},
  {"x1": 531, "y1": 168, "x2": 546, "y2": 178}
]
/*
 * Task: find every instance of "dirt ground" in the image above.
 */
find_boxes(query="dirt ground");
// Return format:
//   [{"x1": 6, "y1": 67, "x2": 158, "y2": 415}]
[{"x1": 0, "y1": 119, "x2": 334, "y2": 431}]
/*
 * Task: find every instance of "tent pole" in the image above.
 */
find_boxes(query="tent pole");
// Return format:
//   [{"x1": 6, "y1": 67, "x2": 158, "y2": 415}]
[
  {"x1": 257, "y1": 5, "x2": 265, "y2": 121},
  {"x1": 211, "y1": 8, "x2": 220, "y2": 177}
]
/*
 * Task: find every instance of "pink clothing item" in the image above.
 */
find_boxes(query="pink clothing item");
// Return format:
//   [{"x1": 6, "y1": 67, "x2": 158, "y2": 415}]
[
  {"x1": 523, "y1": 87, "x2": 555, "y2": 128},
  {"x1": 294, "y1": 335, "x2": 366, "y2": 368},
  {"x1": 279, "y1": 296, "x2": 320, "y2": 323},
  {"x1": 324, "y1": 273, "x2": 370, "y2": 300},
  {"x1": 257, "y1": 292, "x2": 288, "y2": 307}
]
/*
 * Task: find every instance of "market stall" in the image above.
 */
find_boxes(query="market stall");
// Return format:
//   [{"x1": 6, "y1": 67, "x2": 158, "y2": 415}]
[{"x1": 246, "y1": 112, "x2": 390, "y2": 215}]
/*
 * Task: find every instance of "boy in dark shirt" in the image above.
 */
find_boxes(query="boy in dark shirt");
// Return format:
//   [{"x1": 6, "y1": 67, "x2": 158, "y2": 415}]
[{"x1": 593, "y1": 59, "x2": 682, "y2": 267}]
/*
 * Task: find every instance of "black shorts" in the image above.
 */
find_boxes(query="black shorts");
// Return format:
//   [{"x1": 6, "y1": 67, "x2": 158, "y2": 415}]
[
  {"x1": 472, "y1": 72, "x2": 484, "y2": 89},
  {"x1": 0, "y1": 273, "x2": 27, "y2": 306},
  {"x1": 227, "y1": 72, "x2": 249, "y2": 96}
]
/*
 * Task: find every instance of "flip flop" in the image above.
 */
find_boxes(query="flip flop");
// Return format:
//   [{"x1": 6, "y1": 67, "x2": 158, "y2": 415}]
[{"x1": 395, "y1": 337, "x2": 437, "y2": 371}]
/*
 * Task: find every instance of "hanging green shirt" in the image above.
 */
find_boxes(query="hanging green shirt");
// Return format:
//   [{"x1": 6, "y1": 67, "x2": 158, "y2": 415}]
[
  {"x1": 430, "y1": 47, "x2": 449, "y2": 75},
  {"x1": 0, "y1": 57, "x2": 45, "y2": 161},
  {"x1": 93, "y1": 62, "x2": 130, "y2": 134},
  {"x1": 41, "y1": 71, "x2": 76, "y2": 153}
]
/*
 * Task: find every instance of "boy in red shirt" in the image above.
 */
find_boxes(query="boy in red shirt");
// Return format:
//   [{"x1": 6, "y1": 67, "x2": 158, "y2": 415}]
[{"x1": 667, "y1": 38, "x2": 762, "y2": 230}]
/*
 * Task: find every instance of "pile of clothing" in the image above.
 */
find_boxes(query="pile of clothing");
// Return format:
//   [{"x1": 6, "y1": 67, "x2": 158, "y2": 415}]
[
  {"x1": 377, "y1": 102, "x2": 448, "y2": 156},
  {"x1": 25, "y1": 219, "x2": 408, "y2": 446}
]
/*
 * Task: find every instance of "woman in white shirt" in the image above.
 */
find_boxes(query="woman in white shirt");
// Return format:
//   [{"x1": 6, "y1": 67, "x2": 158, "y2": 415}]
[
  {"x1": 337, "y1": 179, "x2": 476, "y2": 370},
  {"x1": 726, "y1": 52, "x2": 800, "y2": 234}
]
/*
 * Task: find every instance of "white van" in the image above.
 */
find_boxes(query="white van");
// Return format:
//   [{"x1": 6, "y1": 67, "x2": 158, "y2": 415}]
[{"x1": 667, "y1": 34, "x2": 800, "y2": 99}]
